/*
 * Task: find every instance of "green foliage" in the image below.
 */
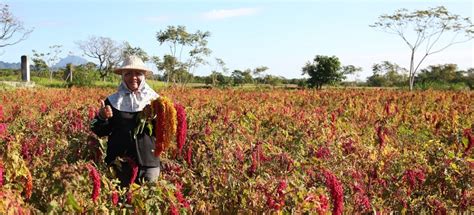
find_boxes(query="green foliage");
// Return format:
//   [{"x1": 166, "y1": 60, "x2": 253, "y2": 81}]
[
  {"x1": 231, "y1": 69, "x2": 253, "y2": 86},
  {"x1": 0, "y1": 69, "x2": 20, "y2": 80},
  {"x1": 302, "y1": 55, "x2": 342, "y2": 89},
  {"x1": 415, "y1": 64, "x2": 472, "y2": 90},
  {"x1": 417, "y1": 64, "x2": 459, "y2": 83},
  {"x1": 31, "y1": 57, "x2": 49, "y2": 75},
  {"x1": 252, "y1": 66, "x2": 269, "y2": 84},
  {"x1": 122, "y1": 42, "x2": 149, "y2": 62},
  {"x1": 414, "y1": 81, "x2": 469, "y2": 91},
  {"x1": 69, "y1": 65, "x2": 98, "y2": 87},
  {"x1": 462, "y1": 68, "x2": 474, "y2": 89},
  {"x1": 205, "y1": 71, "x2": 233, "y2": 87},
  {"x1": 367, "y1": 61, "x2": 408, "y2": 87},
  {"x1": 263, "y1": 75, "x2": 284, "y2": 86},
  {"x1": 154, "y1": 25, "x2": 212, "y2": 85},
  {"x1": 341, "y1": 65, "x2": 362, "y2": 76},
  {"x1": 31, "y1": 45, "x2": 63, "y2": 81},
  {"x1": 31, "y1": 77, "x2": 66, "y2": 88}
]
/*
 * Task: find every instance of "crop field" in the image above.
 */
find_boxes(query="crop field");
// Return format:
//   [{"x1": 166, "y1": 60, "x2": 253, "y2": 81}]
[{"x1": 0, "y1": 87, "x2": 473, "y2": 214}]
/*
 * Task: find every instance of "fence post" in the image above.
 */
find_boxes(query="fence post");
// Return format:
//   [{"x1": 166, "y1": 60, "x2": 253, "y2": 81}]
[{"x1": 64, "y1": 63, "x2": 73, "y2": 82}]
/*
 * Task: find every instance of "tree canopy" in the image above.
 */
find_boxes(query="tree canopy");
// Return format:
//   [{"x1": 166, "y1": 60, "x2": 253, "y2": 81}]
[
  {"x1": 122, "y1": 42, "x2": 149, "y2": 62},
  {"x1": 76, "y1": 36, "x2": 122, "y2": 81},
  {"x1": 371, "y1": 6, "x2": 474, "y2": 90},
  {"x1": 302, "y1": 55, "x2": 343, "y2": 89},
  {"x1": 154, "y1": 25, "x2": 212, "y2": 85},
  {"x1": 367, "y1": 61, "x2": 408, "y2": 87}
]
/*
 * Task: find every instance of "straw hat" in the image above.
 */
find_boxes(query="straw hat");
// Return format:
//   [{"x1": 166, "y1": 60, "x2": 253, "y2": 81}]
[{"x1": 114, "y1": 55, "x2": 152, "y2": 76}]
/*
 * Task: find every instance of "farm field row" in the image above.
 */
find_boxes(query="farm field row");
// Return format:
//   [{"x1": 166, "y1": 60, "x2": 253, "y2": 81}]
[{"x1": 0, "y1": 87, "x2": 472, "y2": 213}]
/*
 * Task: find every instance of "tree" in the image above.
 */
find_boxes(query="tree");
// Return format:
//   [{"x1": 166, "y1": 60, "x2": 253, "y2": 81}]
[
  {"x1": 76, "y1": 36, "x2": 122, "y2": 81},
  {"x1": 216, "y1": 73, "x2": 232, "y2": 87},
  {"x1": 206, "y1": 71, "x2": 219, "y2": 86},
  {"x1": 341, "y1": 65, "x2": 362, "y2": 77},
  {"x1": 366, "y1": 61, "x2": 408, "y2": 87},
  {"x1": 215, "y1": 58, "x2": 228, "y2": 74},
  {"x1": 371, "y1": 6, "x2": 474, "y2": 90},
  {"x1": 31, "y1": 45, "x2": 63, "y2": 80},
  {"x1": 231, "y1": 69, "x2": 253, "y2": 86},
  {"x1": 155, "y1": 25, "x2": 212, "y2": 85},
  {"x1": 416, "y1": 64, "x2": 459, "y2": 84},
  {"x1": 207, "y1": 58, "x2": 229, "y2": 87},
  {"x1": 122, "y1": 42, "x2": 149, "y2": 62},
  {"x1": 0, "y1": 4, "x2": 33, "y2": 49},
  {"x1": 174, "y1": 66, "x2": 194, "y2": 85},
  {"x1": 153, "y1": 54, "x2": 181, "y2": 84},
  {"x1": 301, "y1": 55, "x2": 343, "y2": 89},
  {"x1": 187, "y1": 30, "x2": 212, "y2": 75},
  {"x1": 462, "y1": 68, "x2": 474, "y2": 89},
  {"x1": 264, "y1": 75, "x2": 284, "y2": 87},
  {"x1": 31, "y1": 57, "x2": 48, "y2": 75},
  {"x1": 252, "y1": 66, "x2": 269, "y2": 85}
]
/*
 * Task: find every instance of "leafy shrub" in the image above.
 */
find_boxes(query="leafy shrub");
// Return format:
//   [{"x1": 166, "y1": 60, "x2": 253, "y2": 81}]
[
  {"x1": 415, "y1": 81, "x2": 469, "y2": 90},
  {"x1": 69, "y1": 68, "x2": 98, "y2": 87}
]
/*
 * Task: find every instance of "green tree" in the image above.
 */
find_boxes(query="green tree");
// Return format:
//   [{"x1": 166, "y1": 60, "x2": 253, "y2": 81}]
[
  {"x1": 341, "y1": 65, "x2": 362, "y2": 77},
  {"x1": 215, "y1": 58, "x2": 228, "y2": 74},
  {"x1": 416, "y1": 64, "x2": 459, "y2": 84},
  {"x1": 252, "y1": 66, "x2": 269, "y2": 85},
  {"x1": 155, "y1": 25, "x2": 211, "y2": 85},
  {"x1": 205, "y1": 71, "x2": 220, "y2": 86},
  {"x1": 31, "y1": 45, "x2": 63, "y2": 80},
  {"x1": 81, "y1": 62, "x2": 98, "y2": 71},
  {"x1": 31, "y1": 57, "x2": 48, "y2": 76},
  {"x1": 207, "y1": 58, "x2": 229, "y2": 87},
  {"x1": 174, "y1": 66, "x2": 194, "y2": 85},
  {"x1": 264, "y1": 75, "x2": 284, "y2": 87},
  {"x1": 0, "y1": 4, "x2": 33, "y2": 49},
  {"x1": 122, "y1": 42, "x2": 149, "y2": 62},
  {"x1": 462, "y1": 68, "x2": 474, "y2": 89},
  {"x1": 367, "y1": 61, "x2": 408, "y2": 87},
  {"x1": 47, "y1": 45, "x2": 62, "y2": 80},
  {"x1": 301, "y1": 55, "x2": 343, "y2": 89},
  {"x1": 415, "y1": 64, "x2": 471, "y2": 89},
  {"x1": 231, "y1": 69, "x2": 253, "y2": 86},
  {"x1": 153, "y1": 55, "x2": 181, "y2": 83},
  {"x1": 371, "y1": 6, "x2": 474, "y2": 90}
]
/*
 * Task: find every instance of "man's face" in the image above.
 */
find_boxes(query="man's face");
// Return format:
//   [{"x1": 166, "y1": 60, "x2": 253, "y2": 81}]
[{"x1": 123, "y1": 70, "x2": 144, "y2": 91}]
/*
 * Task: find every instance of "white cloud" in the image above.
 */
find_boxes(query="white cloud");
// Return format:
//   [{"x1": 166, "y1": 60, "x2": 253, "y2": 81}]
[
  {"x1": 202, "y1": 8, "x2": 259, "y2": 20},
  {"x1": 143, "y1": 15, "x2": 169, "y2": 23}
]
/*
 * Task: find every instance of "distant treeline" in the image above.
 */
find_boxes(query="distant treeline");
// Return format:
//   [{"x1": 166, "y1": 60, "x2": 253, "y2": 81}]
[{"x1": 1, "y1": 61, "x2": 472, "y2": 90}]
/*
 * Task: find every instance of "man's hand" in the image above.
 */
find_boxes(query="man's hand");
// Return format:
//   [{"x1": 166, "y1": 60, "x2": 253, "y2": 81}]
[{"x1": 98, "y1": 99, "x2": 113, "y2": 119}]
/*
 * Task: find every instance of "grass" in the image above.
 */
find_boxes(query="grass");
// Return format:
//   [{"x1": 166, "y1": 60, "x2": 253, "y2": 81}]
[
  {"x1": 31, "y1": 77, "x2": 67, "y2": 88},
  {"x1": 0, "y1": 76, "x2": 299, "y2": 91},
  {"x1": 0, "y1": 74, "x2": 21, "y2": 81},
  {"x1": 0, "y1": 76, "x2": 169, "y2": 89}
]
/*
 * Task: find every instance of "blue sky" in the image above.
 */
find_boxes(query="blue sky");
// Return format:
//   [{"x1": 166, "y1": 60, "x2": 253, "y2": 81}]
[{"x1": 1, "y1": 0, "x2": 473, "y2": 81}]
